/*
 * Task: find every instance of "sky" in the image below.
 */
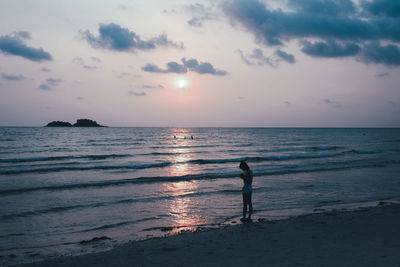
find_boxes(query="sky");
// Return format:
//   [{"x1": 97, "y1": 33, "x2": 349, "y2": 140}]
[{"x1": 0, "y1": 0, "x2": 399, "y2": 127}]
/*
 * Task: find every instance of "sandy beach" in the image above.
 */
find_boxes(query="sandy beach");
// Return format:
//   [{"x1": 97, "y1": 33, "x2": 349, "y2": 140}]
[{"x1": 14, "y1": 202, "x2": 400, "y2": 267}]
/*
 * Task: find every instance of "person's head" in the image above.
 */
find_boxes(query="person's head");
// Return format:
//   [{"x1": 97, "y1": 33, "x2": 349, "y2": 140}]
[{"x1": 239, "y1": 160, "x2": 250, "y2": 171}]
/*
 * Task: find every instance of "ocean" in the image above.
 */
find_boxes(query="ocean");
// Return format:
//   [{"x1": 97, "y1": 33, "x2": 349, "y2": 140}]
[{"x1": 0, "y1": 127, "x2": 399, "y2": 264}]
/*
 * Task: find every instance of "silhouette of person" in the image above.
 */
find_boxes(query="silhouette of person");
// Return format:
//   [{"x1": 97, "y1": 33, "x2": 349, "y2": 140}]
[{"x1": 239, "y1": 160, "x2": 253, "y2": 222}]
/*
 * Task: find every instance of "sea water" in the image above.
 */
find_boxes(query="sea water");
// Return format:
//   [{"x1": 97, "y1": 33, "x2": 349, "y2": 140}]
[{"x1": 0, "y1": 127, "x2": 399, "y2": 264}]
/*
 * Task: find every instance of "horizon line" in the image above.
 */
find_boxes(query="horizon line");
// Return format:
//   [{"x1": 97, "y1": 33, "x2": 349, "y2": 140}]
[{"x1": 1, "y1": 125, "x2": 399, "y2": 129}]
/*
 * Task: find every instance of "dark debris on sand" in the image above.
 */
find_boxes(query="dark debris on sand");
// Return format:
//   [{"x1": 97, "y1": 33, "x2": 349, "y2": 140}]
[{"x1": 80, "y1": 236, "x2": 111, "y2": 245}]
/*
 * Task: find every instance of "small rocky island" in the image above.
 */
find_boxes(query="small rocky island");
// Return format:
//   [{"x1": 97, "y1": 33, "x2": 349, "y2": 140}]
[{"x1": 45, "y1": 119, "x2": 106, "y2": 127}]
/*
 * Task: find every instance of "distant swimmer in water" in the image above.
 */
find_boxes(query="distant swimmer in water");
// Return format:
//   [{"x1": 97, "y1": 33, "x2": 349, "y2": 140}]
[{"x1": 239, "y1": 160, "x2": 253, "y2": 222}]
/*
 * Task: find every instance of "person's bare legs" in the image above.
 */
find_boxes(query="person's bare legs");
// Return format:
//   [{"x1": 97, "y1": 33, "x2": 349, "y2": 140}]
[
  {"x1": 242, "y1": 193, "x2": 253, "y2": 220},
  {"x1": 242, "y1": 193, "x2": 247, "y2": 219},
  {"x1": 248, "y1": 197, "x2": 253, "y2": 219}
]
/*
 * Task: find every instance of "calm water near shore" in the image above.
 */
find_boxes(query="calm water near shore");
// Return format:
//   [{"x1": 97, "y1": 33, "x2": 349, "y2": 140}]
[{"x1": 0, "y1": 127, "x2": 399, "y2": 264}]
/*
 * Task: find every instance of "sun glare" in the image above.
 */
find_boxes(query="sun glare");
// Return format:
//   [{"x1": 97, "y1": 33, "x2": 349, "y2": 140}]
[{"x1": 175, "y1": 77, "x2": 188, "y2": 88}]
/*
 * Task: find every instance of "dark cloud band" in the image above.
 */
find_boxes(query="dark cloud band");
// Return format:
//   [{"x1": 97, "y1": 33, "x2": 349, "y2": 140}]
[
  {"x1": 275, "y1": 50, "x2": 295, "y2": 63},
  {"x1": 0, "y1": 33, "x2": 52, "y2": 61},
  {"x1": 301, "y1": 40, "x2": 361, "y2": 58},
  {"x1": 128, "y1": 91, "x2": 147, "y2": 96},
  {"x1": 223, "y1": 0, "x2": 400, "y2": 66},
  {"x1": 80, "y1": 23, "x2": 184, "y2": 52},
  {"x1": 362, "y1": 0, "x2": 400, "y2": 18},
  {"x1": 358, "y1": 42, "x2": 400, "y2": 66},
  {"x1": 142, "y1": 58, "x2": 227, "y2": 75},
  {"x1": 1, "y1": 73, "x2": 26, "y2": 81},
  {"x1": 237, "y1": 48, "x2": 295, "y2": 67}
]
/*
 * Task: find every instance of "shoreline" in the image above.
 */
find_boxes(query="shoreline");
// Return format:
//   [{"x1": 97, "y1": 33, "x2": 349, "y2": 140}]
[{"x1": 12, "y1": 202, "x2": 400, "y2": 267}]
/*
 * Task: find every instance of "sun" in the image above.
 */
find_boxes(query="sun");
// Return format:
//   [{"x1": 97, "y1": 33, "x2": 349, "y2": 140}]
[
  {"x1": 175, "y1": 77, "x2": 188, "y2": 88},
  {"x1": 178, "y1": 79, "x2": 186, "y2": 88}
]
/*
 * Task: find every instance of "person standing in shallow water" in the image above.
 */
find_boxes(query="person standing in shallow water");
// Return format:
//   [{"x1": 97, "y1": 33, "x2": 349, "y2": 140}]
[{"x1": 239, "y1": 160, "x2": 253, "y2": 222}]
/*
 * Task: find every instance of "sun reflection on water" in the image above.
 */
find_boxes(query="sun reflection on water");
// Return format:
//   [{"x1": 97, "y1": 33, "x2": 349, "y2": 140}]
[
  {"x1": 168, "y1": 128, "x2": 193, "y2": 177},
  {"x1": 162, "y1": 128, "x2": 208, "y2": 233},
  {"x1": 163, "y1": 181, "x2": 207, "y2": 234}
]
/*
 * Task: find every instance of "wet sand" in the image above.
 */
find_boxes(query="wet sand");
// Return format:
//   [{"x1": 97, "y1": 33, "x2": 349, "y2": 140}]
[{"x1": 17, "y1": 203, "x2": 400, "y2": 267}]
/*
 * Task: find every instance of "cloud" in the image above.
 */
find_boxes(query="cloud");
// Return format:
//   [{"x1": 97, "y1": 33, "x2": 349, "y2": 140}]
[
  {"x1": 162, "y1": 8, "x2": 179, "y2": 14},
  {"x1": 142, "y1": 58, "x2": 227, "y2": 75},
  {"x1": 162, "y1": 3, "x2": 218, "y2": 28},
  {"x1": 37, "y1": 77, "x2": 62, "y2": 91},
  {"x1": 237, "y1": 48, "x2": 277, "y2": 67},
  {"x1": 83, "y1": 65, "x2": 99, "y2": 70},
  {"x1": 76, "y1": 96, "x2": 85, "y2": 100},
  {"x1": 72, "y1": 57, "x2": 84, "y2": 65},
  {"x1": 184, "y1": 3, "x2": 218, "y2": 28},
  {"x1": 182, "y1": 58, "x2": 228, "y2": 75},
  {"x1": 167, "y1": 62, "x2": 188, "y2": 73},
  {"x1": 40, "y1": 67, "x2": 51, "y2": 72},
  {"x1": 80, "y1": 23, "x2": 184, "y2": 52},
  {"x1": 275, "y1": 49, "x2": 295, "y2": 63},
  {"x1": 375, "y1": 72, "x2": 389, "y2": 78},
  {"x1": 222, "y1": 0, "x2": 400, "y2": 66},
  {"x1": 118, "y1": 72, "x2": 131, "y2": 78},
  {"x1": 12, "y1": 31, "x2": 31, "y2": 39},
  {"x1": 82, "y1": 65, "x2": 100, "y2": 70},
  {"x1": 238, "y1": 49, "x2": 298, "y2": 66},
  {"x1": 2, "y1": 73, "x2": 26, "y2": 81},
  {"x1": 0, "y1": 32, "x2": 52, "y2": 61},
  {"x1": 188, "y1": 17, "x2": 205, "y2": 27},
  {"x1": 141, "y1": 62, "x2": 187, "y2": 74},
  {"x1": 223, "y1": 0, "x2": 400, "y2": 45},
  {"x1": 358, "y1": 42, "x2": 400, "y2": 66},
  {"x1": 185, "y1": 3, "x2": 208, "y2": 13},
  {"x1": 38, "y1": 84, "x2": 51, "y2": 91},
  {"x1": 72, "y1": 57, "x2": 100, "y2": 70},
  {"x1": 324, "y1": 98, "x2": 342, "y2": 108},
  {"x1": 142, "y1": 84, "x2": 164, "y2": 89},
  {"x1": 301, "y1": 40, "x2": 361, "y2": 58},
  {"x1": 362, "y1": 0, "x2": 400, "y2": 18},
  {"x1": 128, "y1": 91, "x2": 146, "y2": 96},
  {"x1": 289, "y1": 0, "x2": 356, "y2": 16},
  {"x1": 223, "y1": 0, "x2": 368, "y2": 46},
  {"x1": 91, "y1": 56, "x2": 102, "y2": 63},
  {"x1": 46, "y1": 78, "x2": 62, "y2": 86},
  {"x1": 237, "y1": 50, "x2": 256, "y2": 66},
  {"x1": 284, "y1": 101, "x2": 291, "y2": 105}
]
